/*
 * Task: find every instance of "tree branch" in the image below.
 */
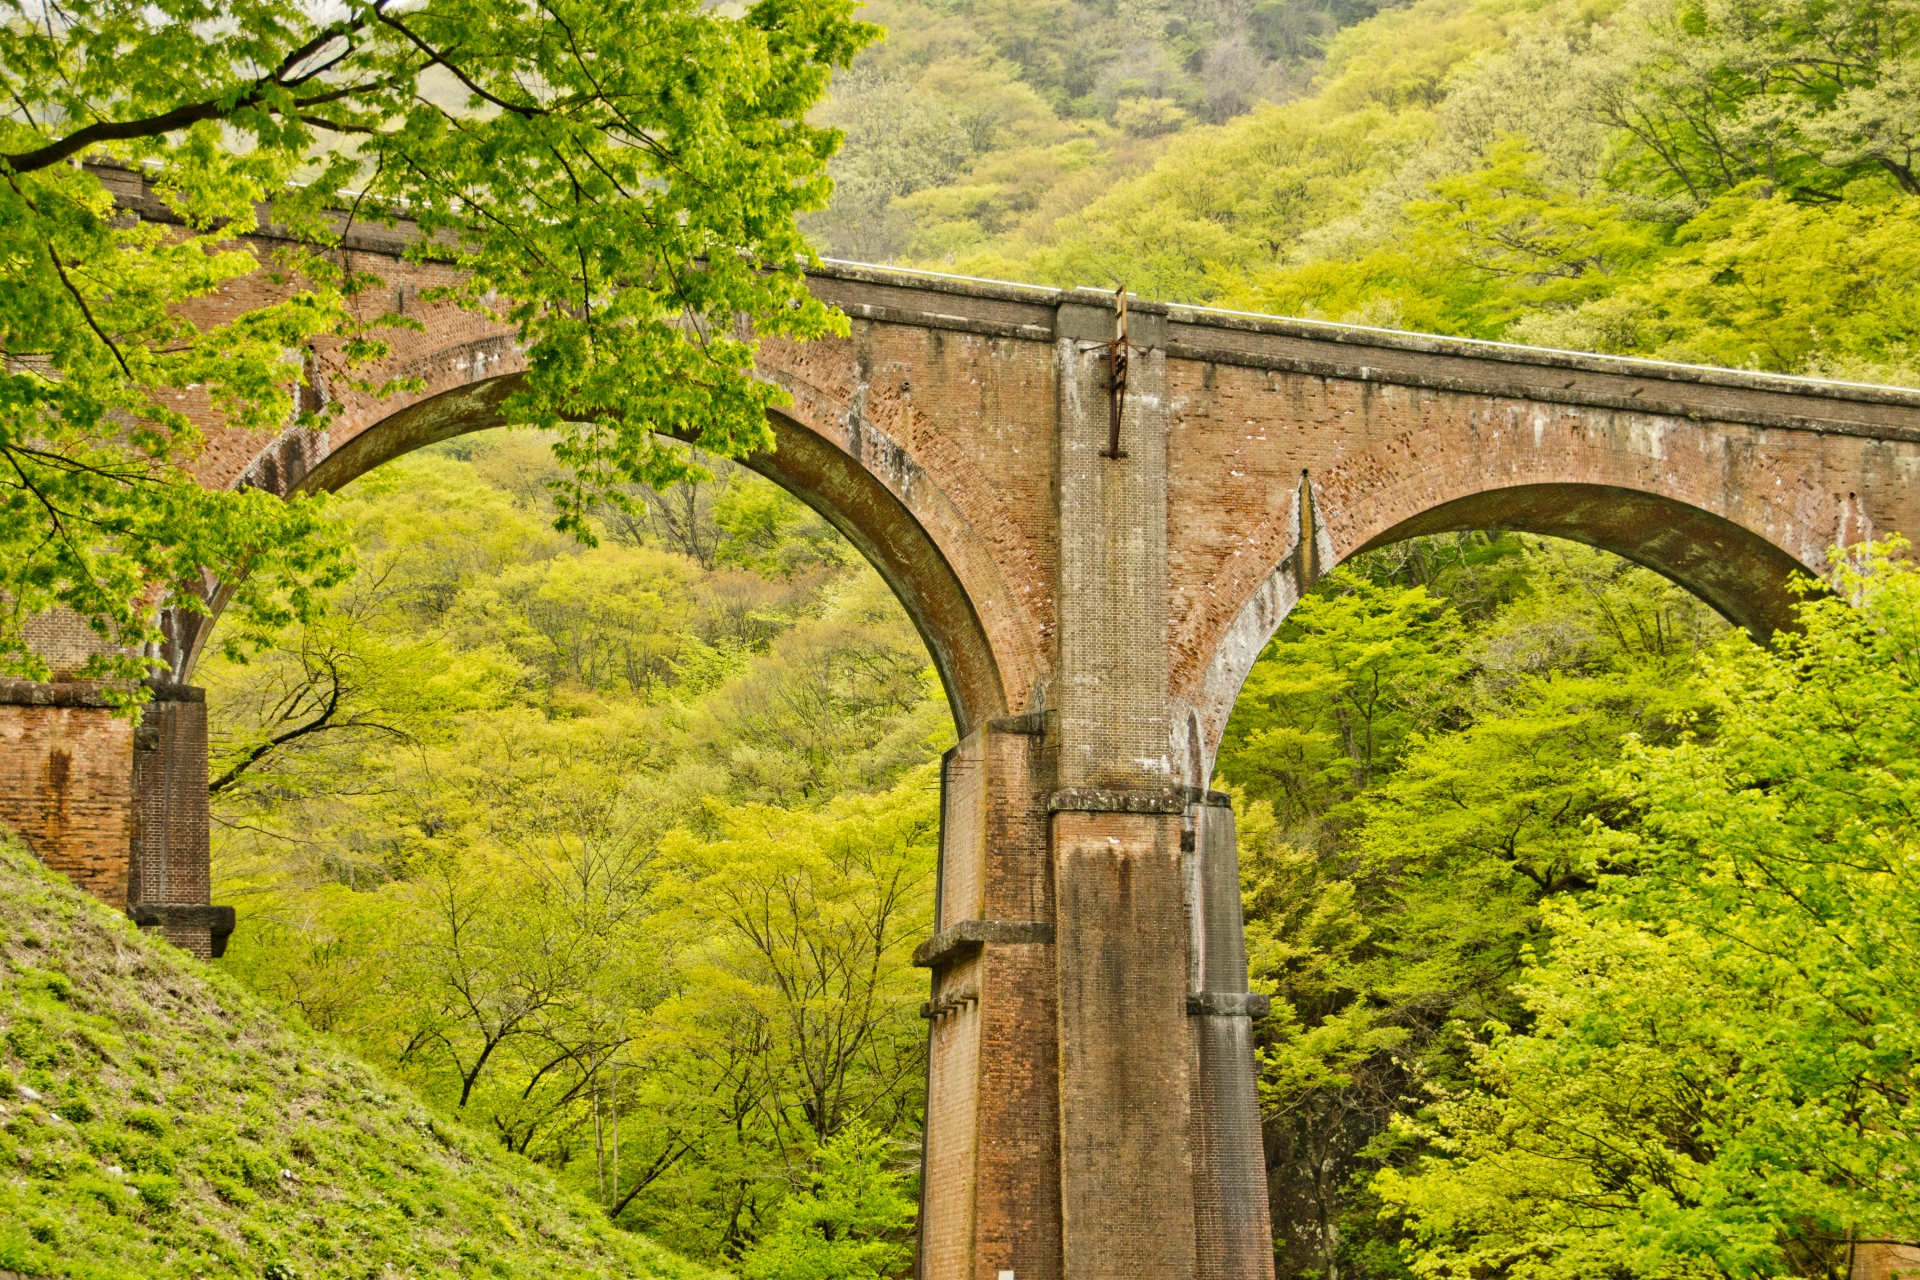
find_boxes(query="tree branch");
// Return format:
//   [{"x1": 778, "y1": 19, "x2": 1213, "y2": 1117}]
[{"x1": 0, "y1": 20, "x2": 368, "y2": 173}]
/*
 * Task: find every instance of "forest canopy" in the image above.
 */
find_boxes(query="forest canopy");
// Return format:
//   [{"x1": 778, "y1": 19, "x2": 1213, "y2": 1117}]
[
  {"x1": 1377, "y1": 547, "x2": 1920, "y2": 1280},
  {"x1": 206, "y1": 436, "x2": 946, "y2": 1263},
  {"x1": 819, "y1": 0, "x2": 1920, "y2": 383}
]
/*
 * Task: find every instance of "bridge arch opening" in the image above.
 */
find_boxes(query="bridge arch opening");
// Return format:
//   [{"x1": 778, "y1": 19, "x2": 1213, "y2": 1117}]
[
  {"x1": 1198, "y1": 485, "x2": 1817, "y2": 1280},
  {"x1": 1353, "y1": 482, "x2": 1811, "y2": 644},
  {"x1": 1190, "y1": 479, "x2": 1821, "y2": 791},
  {"x1": 181, "y1": 375, "x2": 1008, "y2": 738}
]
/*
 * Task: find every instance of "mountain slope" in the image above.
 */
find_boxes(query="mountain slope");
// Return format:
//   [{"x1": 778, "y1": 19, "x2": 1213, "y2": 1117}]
[{"x1": 0, "y1": 836, "x2": 719, "y2": 1280}]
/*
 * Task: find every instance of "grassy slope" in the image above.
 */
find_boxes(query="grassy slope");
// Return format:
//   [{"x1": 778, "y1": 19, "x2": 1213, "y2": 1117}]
[{"x1": 0, "y1": 837, "x2": 720, "y2": 1280}]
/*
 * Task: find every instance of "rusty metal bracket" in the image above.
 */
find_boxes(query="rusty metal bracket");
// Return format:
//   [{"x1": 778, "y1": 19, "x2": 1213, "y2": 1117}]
[{"x1": 1103, "y1": 286, "x2": 1129, "y2": 459}]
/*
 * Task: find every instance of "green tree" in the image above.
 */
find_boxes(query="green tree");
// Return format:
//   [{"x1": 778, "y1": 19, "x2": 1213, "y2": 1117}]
[
  {"x1": 614, "y1": 772, "x2": 935, "y2": 1258},
  {"x1": 1598, "y1": 0, "x2": 1920, "y2": 208},
  {"x1": 738, "y1": 1123, "x2": 917, "y2": 1280},
  {"x1": 0, "y1": 0, "x2": 874, "y2": 693},
  {"x1": 713, "y1": 476, "x2": 850, "y2": 581},
  {"x1": 655, "y1": 773, "x2": 937, "y2": 1148},
  {"x1": 1228, "y1": 539, "x2": 1727, "y2": 1280},
  {"x1": 1217, "y1": 571, "x2": 1468, "y2": 832},
  {"x1": 1228, "y1": 136, "x2": 1658, "y2": 338},
  {"x1": 1380, "y1": 543, "x2": 1920, "y2": 1279},
  {"x1": 1514, "y1": 188, "x2": 1920, "y2": 379},
  {"x1": 207, "y1": 443, "x2": 948, "y2": 1261}
]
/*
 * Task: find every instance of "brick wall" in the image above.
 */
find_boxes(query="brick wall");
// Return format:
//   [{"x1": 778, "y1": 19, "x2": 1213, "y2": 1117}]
[
  {"x1": 130, "y1": 687, "x2": 214, "y2": 957},
  {"x1": 1853, "y1": 1244, "x2": 1920, "y2": 1280},
  {"x1": 972, "y1": 726, "x2": 1061, "y2": 1280},
  {"x1": 918, "y1": 720, "x2": 1063, "y2": 1280},
  {"x1": 0, "y1": 681, "x2": 220, "y2": 959},
  {"x1": 20, "y1": 607, "x2": 125, "y2": 680},
  {"x1": 0, "y1": 682, "x2": 133, "y2": 906}
]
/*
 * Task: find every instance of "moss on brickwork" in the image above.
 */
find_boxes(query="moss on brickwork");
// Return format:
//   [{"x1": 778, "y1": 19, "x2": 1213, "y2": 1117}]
[{"x1": 0, "y1": 837, "x2": 721, "y2": 1280}]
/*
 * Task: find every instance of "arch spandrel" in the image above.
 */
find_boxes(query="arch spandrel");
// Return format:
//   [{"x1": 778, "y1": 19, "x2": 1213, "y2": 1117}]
[
  {"x1": 749, "y1": 324, "x2": 1058, "y2": 718},
  {"x1": 198, "y1": 335, "x2": 1034, "y2": 739},
  {"x1": 1171, "y1": 385, "x2": 1920, "y2": 783},
  {"x1": 748, "y1": 411, "x2": 1007, "y2": 735}
]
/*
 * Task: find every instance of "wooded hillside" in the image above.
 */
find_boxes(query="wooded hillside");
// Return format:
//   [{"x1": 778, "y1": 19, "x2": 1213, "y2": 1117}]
[
  {"x1": 0, "y1": 832, "x2": 719, "y2": 1280},
  {"x1": 819, "y1": 0, "x2": 1920, "y2": 383}
]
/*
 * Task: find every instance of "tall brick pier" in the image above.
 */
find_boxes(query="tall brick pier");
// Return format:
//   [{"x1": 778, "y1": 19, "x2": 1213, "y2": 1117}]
[{"x1": 7, "y1": 169, "x2": 1920, "y2": 1279}]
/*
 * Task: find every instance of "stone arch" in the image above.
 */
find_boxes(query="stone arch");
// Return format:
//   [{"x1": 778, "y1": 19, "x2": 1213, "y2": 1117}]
[
  {"x1": 1178, "y1": 404, "x2": 1847, "y2": 785},
  {"x1": 1354, "y1": 482, "x2": 1810, "y2": 635},
  {"x1": 181, "y1": 369, "x2": 1015, "y2": 737}
]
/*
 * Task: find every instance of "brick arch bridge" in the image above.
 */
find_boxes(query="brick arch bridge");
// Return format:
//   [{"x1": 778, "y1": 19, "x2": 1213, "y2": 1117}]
[{"x1": 8, "y1": 169, "x2": 1920, "y2": 1280}]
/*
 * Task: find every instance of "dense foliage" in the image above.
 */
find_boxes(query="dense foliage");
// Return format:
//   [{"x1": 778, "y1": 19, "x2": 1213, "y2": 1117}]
[
  {"x1": 1376, "y1": 546, "x2": 1920, "y2": 1279},
  {"x1": 0, "y1": 0, "x2": 872, "y2": 694},
  {"x1": 1223, "y1": 533, "x2": 1920, "y2": 1280},
  {"x1": 826, "y1": 0, "x2": 1919, "y2": 382},
  {"x1": 799, "y1": 0, "x2": 1381, "y2": 260},
  {"x1": 1224, "y1": 535, "x2": 1732, "y2": 1277},
  {"x1": 206, "y1": 433, "x2": 943, "y2": 1266}
]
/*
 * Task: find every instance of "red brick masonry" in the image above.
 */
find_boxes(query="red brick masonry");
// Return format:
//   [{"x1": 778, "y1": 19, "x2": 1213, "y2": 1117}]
[
  {"x1": 1, "y1": 680, "x2": 227, "y2": 959},
  {"x1": 11, "y1": 166, "x2": 1920, "y2": 1280}
]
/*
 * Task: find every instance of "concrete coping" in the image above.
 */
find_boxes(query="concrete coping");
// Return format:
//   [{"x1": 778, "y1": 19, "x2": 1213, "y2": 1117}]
[
  {"x1": 1048, "y1": 786, "x2": 1231, "y2": 815},
  {"x1": 1187, "y1": 992, "x2": 1272, "y2": 1019},
  {"x1": 0, "y1": 679, "x2": 204, "y2": 708},
  {"x1": 913, "y1": 919, "x2": 1056, "y2": 969},
  {"x1": 984, "y1": 710, "x2": 1047, "y2": 736},
  {"x1": 129, "y1": 904, "x2": 235, "y2": 934},
  {"x1": 0, "y1": 679, "x2": 122, "y2": 708}
]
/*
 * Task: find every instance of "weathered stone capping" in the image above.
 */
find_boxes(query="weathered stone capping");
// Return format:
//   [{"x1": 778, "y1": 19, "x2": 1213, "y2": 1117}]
[
  {"x1": 809, "y1": 259, "x2": 1920, "y2": 435},
  {"x1": 0, "y1": 678, "x2": 125, "y2": 707},
  {"x1": 913, "y1": 917, "x2": 1056, "y2": 968},
  {"x1": 13, "y1": 167, "x2": 1920, "y2": 1280}
]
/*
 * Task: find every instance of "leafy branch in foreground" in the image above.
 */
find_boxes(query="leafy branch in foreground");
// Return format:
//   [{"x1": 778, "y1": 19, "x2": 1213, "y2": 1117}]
[{"x1": 0, "y1": 0, "x2": 877, "y2": 698}]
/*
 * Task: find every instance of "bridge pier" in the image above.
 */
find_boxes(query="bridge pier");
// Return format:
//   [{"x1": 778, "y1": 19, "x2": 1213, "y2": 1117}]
[
  {"x1": 1190, "y1": 797, "x2": 1275, "y2": 1279},
  {"x1": 918, "y1": 718, "x2": 1063, "y2": 1280},
  {"x1": 917, "y1": 757, "x2": 1275, "y2": 1280},
  {"x1": 915, "y1": 304, "x2": 1276, "y2": 1280},
  {"x1": 0, "y1": 674, "x2": 229, "y2": 957}
]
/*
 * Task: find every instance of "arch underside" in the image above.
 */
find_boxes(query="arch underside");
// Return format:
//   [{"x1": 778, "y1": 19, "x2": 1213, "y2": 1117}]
[
  {"x1": 1355, "y1": 482, "x2": 1812, "y2": 641},
  {"x1": 270, "y1": 375, "x2": 1007, "y2": 736},
  {"x1": 1193, "y1": 480, "x2": 1814, "y2": 785}
]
